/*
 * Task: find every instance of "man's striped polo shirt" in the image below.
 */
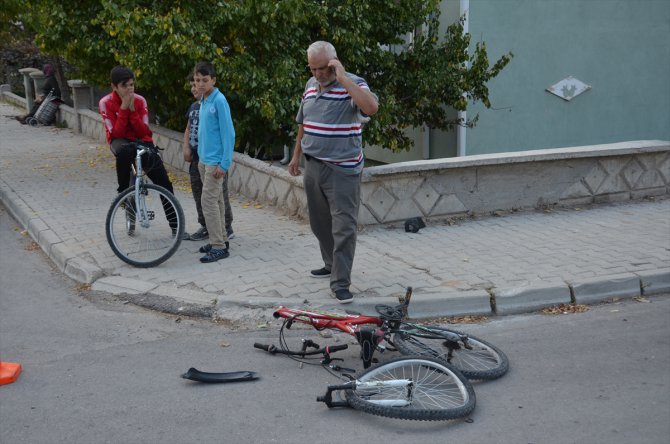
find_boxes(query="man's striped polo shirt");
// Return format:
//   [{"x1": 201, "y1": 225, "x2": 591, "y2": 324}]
[{"x1": 296, "y1": 73, "x2": 375, "y2": 175}]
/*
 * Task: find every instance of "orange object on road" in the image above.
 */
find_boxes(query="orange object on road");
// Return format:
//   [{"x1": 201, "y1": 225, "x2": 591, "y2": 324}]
[{"x1": 0, "y1": 361, "x2": 22, "y2": 385}]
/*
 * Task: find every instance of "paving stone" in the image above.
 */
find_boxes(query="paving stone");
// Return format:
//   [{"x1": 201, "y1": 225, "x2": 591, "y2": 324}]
[{"x1": 92, "y1": 276, "x2": 158, "y2": 294}]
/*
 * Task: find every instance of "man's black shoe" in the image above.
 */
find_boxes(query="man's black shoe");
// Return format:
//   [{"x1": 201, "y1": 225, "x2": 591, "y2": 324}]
[
  {"x1": 310, "y1": 267, "x2": 331, "y2": 278},
  {"x1": 331, "y1": 289, "x2": 354, "y2": 304}
]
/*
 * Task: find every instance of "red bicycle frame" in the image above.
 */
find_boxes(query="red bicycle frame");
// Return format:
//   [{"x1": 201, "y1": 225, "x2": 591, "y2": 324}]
[
  {"x1": 273, "y1": 307, "x2": 383, "y2": 335},
  {"x1": 272, "y1": 288, "x2": 413, "y2": 368}
]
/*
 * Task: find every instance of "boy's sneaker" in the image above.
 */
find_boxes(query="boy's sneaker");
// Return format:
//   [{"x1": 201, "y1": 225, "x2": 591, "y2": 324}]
[
  {"x1": 200, "y1": 247, "x2": 229, "y2": 263},
  {"x1": 189, "y1": 226, "x2": 209, "y2": 241},
  {"x1": 310, "y1": 267, "x2": 331, "y2": 278},
  {"x1": 331, "y1": 289, "x2": 354, "y2": 304},
  {"x1": 226, "y1": 228, "x2": 235, "y2": 240},
  {"x1": 199, "y1": 242, "x2": 229, "y2": 253}
]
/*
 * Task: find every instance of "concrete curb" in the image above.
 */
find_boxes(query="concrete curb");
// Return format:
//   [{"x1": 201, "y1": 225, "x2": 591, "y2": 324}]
[
  {"x1": 568, "y1": 273, "x2": 641, "y2": 304},
  {"x1": 492, "y1": 282, "x2": 573, "y2": 315},
  {"x1": 0, "y1": 180, "x2": 103, "y2": 284},
  {"x1": 636, "y1": 269, "x2": 670, "y2": 296}
]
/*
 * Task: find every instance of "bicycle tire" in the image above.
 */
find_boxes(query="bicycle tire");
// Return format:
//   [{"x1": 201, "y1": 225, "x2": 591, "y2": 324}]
[
  {"x1": 344, "y1": 356, "x2": 475, "y2": 421},
  {"x1": 393, "y1": 326, "x2": 509, "y2": 381},
  {"x1": 106, "y1": 183, "x2": 185, "y2": 267}
]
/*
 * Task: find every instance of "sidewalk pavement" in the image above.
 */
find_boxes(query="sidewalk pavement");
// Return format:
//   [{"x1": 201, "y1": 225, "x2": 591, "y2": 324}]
[{"x1": 2, "y1": 101, "x2": 669, "y2": 321}]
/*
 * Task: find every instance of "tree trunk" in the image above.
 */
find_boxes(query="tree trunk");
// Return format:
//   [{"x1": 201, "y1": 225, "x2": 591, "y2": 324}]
[{"x1": 52, "y1": 56, "x2": 71, "y2": 105}]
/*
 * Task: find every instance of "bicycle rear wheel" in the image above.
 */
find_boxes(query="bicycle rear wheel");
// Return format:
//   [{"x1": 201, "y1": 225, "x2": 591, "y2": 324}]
[
  {"x1": 393, "y1": 326, "x2": 509, "y2": 381},
  {"x1": 106, "y1": 184, "x2": 185, "y2": 267},
  {"x1": 345, "y1": 356, "x2": 475, "y2": 421}
]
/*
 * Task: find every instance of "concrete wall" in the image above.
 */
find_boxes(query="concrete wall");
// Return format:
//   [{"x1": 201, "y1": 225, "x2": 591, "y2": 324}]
[
  {"x1": 463, "y1": 0, "x2": 670, "y2": 155},
  {"x1": 367, "y1": 0, "x2": 670, "y2": 163},
  {"x1": 359, "y1": 141, "x2": 669, "y2": 224},
  {"x1": 3, "y1": 88, "x2": 668, "y2": 226}
]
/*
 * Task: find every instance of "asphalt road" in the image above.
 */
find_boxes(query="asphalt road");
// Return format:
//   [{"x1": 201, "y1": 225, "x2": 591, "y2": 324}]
[{"x1": 1, "y1": 204, "x2": 668, "y2": 444}]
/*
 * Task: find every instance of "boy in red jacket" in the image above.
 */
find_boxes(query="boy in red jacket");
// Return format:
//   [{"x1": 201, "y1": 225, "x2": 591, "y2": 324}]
[{"x1": 99, "y1": 66, "x2": 174, "y2": 196}]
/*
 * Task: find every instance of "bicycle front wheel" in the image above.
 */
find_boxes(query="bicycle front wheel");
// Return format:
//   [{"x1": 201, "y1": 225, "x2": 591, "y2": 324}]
[
  {"x1": 393, "y1": 326, "x2": 509, "y2": 381},
  {"x1": 345, "y1": 356, "x2": 475, "y2": 421},
  {"x1": 106, "y1": 184, "x2": 185, "y2": 267}
]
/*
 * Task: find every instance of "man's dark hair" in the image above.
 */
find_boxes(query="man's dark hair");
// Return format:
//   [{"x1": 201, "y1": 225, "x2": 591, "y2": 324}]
[
  {"x1": 110, "y1": 66, "x2": 134, "y2": 86},
  {"x1": 194, "y1": 61, "x2": 216, "y2": 78}
]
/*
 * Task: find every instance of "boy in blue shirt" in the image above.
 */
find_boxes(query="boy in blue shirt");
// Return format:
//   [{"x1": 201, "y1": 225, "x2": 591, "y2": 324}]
[
  {"x1": 182, "y1": 74, "x2": 234, "y2": 242},
  {"x1": 192, "y1": 61, "x2": 235, "y2": 263}
]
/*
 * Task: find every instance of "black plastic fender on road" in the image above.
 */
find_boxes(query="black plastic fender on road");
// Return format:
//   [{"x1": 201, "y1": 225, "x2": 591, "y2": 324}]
[{"x1": 181, "y1": 368, "x2": 259, "y2": 383}]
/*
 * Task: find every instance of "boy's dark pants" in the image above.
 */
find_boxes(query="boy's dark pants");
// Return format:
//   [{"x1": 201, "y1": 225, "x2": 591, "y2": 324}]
[{"x1": 110, "y1": 138, "x2": 177, "y2": 229}]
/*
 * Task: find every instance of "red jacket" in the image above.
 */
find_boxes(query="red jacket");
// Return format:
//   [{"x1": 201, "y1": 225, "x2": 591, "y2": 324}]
[{"x1": 99, "y1": 91, "x2": 153, "y2": 144}]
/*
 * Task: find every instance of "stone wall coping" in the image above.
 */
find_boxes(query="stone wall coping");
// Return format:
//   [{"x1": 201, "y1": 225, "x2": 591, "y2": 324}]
[
  {"x1": 151, "y1": 124, "x2": 184, "y2": 142},
  {"x1": 78, "y1": 108, "x2": 101, "y2": 119},
  {"x1": 18, "y1": 68, "x2": 40, "y2": 75},
  {"x1": 67, "y1": 79, "x2": 90, "y2": 87},
  {"x1": 364, "y1": 140, "x2": 670, "y2": 178},
  {"x1": 29, "y1": 71, "x2": 45, "y2": 79},
  {"x1": 232, "y1": 149, "x2": 304, "y2": 187}
]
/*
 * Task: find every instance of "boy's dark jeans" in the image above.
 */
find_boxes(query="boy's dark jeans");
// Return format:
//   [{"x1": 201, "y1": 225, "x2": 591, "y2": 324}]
[
  {"x1": 189, "y1": 151, "x2": 233, "y2": 231},
  {"x1": 111, "y1": 138, "x2": 177, "y2": 229}
]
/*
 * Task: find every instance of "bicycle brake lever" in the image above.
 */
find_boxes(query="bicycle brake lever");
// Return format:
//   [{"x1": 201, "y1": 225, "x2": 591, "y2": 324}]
[
  {"x1": 302, "y1": 339, "x2": 320, "y2": 349},
  {"x1": 329, "y1": 364, "x2": 356, "y2": 374}
]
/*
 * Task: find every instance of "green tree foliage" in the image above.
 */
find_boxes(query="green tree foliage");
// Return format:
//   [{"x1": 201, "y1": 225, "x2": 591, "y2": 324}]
[{"x1": 21, "y1": 0, "x2": 511, "y2": 154}]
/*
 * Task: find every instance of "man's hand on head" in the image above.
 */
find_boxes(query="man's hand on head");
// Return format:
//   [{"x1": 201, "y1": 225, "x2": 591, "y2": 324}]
[{"x1": 328, "y1": 59, "x2": 346, "y2": 81}]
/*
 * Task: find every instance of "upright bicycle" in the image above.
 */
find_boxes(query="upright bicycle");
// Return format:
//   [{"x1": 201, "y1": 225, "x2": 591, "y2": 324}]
[{"x1": 105, "y1": 142, "x2": 185, "y2": 267}]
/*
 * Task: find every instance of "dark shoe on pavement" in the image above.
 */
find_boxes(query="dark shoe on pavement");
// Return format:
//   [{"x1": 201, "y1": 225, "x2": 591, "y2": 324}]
[
  {"x1": 171, "y1": 228, "x2": 188, "y2": 239},
  {"x1": 199, "y1": 241, "x2": 229, "y2": 253},
  {"x1": 226, "y1": 228, "x2": 235, "y2": 240},
  {"x1": 310, "y1": 267, "x2": 331, "y2": 278},
  {"x1": 332, "y1": 289, "x2": 354, "y2": 304},
  {"x1": 200, "y1": 247, "x2": 230, "y2": 263},
  {"x1": 181, "y1": 231, "x2": 190, "y2": 240},
  {"x1": 189, "y1": 226, "x2": 209, "y2": 241}
]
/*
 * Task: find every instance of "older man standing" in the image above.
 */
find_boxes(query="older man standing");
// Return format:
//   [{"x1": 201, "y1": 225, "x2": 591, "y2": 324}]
[{"x1": 288, "y1": 41, "x2": 379, "y2": 304}]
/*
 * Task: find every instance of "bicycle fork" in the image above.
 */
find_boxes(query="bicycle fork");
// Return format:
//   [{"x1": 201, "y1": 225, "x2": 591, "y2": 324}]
[
  {"x1": 317, "y1": 379, "x2": 415, "y2": 408},
  {"x1": 131, "y1": 149, "x2": 154, "y2": 228}
]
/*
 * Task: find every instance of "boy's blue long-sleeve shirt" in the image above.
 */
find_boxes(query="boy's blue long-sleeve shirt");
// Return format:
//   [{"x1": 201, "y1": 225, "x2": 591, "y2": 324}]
[{"x1": 197, "y1": 87, "x2": 235, "y2": 171}]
